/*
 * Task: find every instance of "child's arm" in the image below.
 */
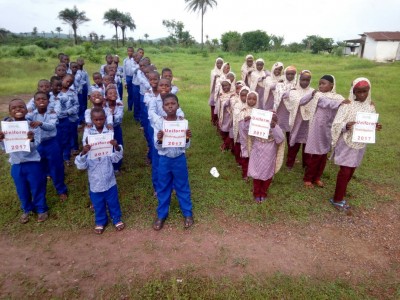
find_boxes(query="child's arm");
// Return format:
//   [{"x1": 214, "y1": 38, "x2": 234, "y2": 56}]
[
  {"x1": 317, "y1": 97, "x2": 349, "y2": 110},
  {"x1": 299, "y1": 90, "x2": 317, "y2": 106},
  {"x1": 112, "y1": 105, "x2": 124, "y2": 125},
  {"x1": 75, "y1": 144, "x2": 90, "y2": 170},
  {"x1": 67, "y1": 94, "x2": 79, "y2": 116},
  {"x1": 185, "y1": 129, "x2": 191, "y2": 149},
  {"x1": 270, "y1": 114, "x2": 285, "y2": 144},
  {"x1": 84, "y1": 109, "x2": 92, "y2": 127},
  {"x1": 109, "y1": 139, "x2": 123, "y2": 163}
]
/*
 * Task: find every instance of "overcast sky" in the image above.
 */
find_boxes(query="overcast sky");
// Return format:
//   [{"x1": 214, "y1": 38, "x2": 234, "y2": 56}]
[{"x1": 1, "y1": 0, "x2": 399, "y2": 44}]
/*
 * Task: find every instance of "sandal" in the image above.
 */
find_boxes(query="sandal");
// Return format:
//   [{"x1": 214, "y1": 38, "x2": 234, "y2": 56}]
[
  {"x1": 37, "y1": 212, "x2": 49, "y2": 222},
  {"x1": 115, "y1": 222, "x2": 125, "y2": 231},
  {"x1": 19, "y1": 213, "x2": 30, "y2": 224},
  {"x1": 314, "y1": 180, "x2": 325, "y2": 188},
  {"x1": 59, "y1": 193, "x2": 68, "y2": 202},
  {"x1": 184, "y1": 216, "x2": 194, "y2": 229},
  {"x1": 254, "y1": 197, "x2": 262, "y2": 204},
  {"x1": 153, "y1": 218, "x2": 165, "y2": 231},
  {"x1": 94, "y1": 225, "x2": 105, "y2": 234},
  {"x1": 304, "y1": 181, "x2": 314, "y2": 188},
  {"x1": 329, "y1": 199, "x2": 351, "y2": 212}
]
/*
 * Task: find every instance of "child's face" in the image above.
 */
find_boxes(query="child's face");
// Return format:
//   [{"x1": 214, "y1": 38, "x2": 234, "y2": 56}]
[
  {"x1": 158, "y1": 79, "x2": 172, "y2": 98},
  {"x1": 240, "y1": 90, "x2": 248, "y2": 103},
  {"x1": 70, "y1": 64, "x2": 78, "y2": 74},
  {"x1": 299, "y1": 75, "x2": 311, "y2": 89},
  {"x1": 162, "y1": 71, "x2": 173, "y2": 82},
  {"x1": 256, "y1": 61, "x2": 264, "y2": 71},
  {"x1": 91, "y1": 111, "x2": 106, "y2": 130},
  {"x1": 62, "y1": 56, "x2": 70, "y2": 65},
  {"x1": 235, "y1": 83, "x2": 243, "y2": 94},
  {"x1": 9, "y1": 100, "x2": 27, "y2": 120},
  {"x1": 106, "y1": 55, "x2": 113, "y2": 64},
  {"x1": 38, "y1": 81, "x2": 51, "y2": 94},
  {"x1": 91, "y1": 92, "x2": 103, "y2": 105},
  {"x1": 285, "y1": 70, "x2": 296, "y2": 82},
  {"x1": 216, "y1": 59, "x2": 223, "y2": 69},
  {"x1": 62, "y1": 76, "x2": 73, "y2": 89},
  {"x1": 137, "y1": 49, "x2": 144, "y2": 57},
  {"x1": 149, "y1": 74, "x2": 160, "y2": 89},
  {"x1": 221, "y1": 81, "x2": 231, "y2": 93},
  {"x1": 139, "y1": 61, "x2": 148, "y2": 72},
  {"x1": 108, "y1": 67, "x2": 116, "y2": 77},
  {"x1": 34, "y1": 93, "x2": 49, "y2": 110},
  {"x1": 223, "y1": 64, "x2": 230, "y2": 74},
  {"x1": 77, "y1": 59, "x2": 84, "y2": 67},
  {"x1": 93, "y1": 75, "x2": 103, "y2": 86},
  {"x1": 318, "y1": 79, "x2": 333, "y2": 93},
  {"x1": 52, "y1": 81, "x2": 62, "y2": 94},
  {"x1": 246, "y1": 58, "x2": 254, "y2": 67},
  {"x1": 127, "y1": 48, "x2": 134, "y2": 57},
  {"x1": 353, "y1": 86, "x2": 370, "y2": 102},
  {"x1": 273, "y1": 66, "x2": 283, "y2": 76},
  {"x1": 103, "y1": 77, "x2": 112, "y2": 87},
  {"x1": 113, "y1": 57, "x2": 119, "y2": 64},
  {"x1": 247, "y1": 93, "x2": 257, "y2": 107},
  {"x1": 106, "y1": 89, "x2": 118, "y2": 101},
  {"x1": 163, "y1": 97, "x2": 179, "y2": 117},
  {"x1": 56, "y1": 66, "x2": 66, "y2": 78}
]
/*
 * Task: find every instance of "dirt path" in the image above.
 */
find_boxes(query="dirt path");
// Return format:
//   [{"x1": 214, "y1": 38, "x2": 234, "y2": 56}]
[{"x1": 1, "y1": 201, "x2": 399, "y2": 298}]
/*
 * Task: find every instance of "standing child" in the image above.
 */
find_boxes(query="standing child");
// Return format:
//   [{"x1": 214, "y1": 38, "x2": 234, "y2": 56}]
[
  {"x1": 89, "y1": 72, "x2": 105, "y2": 98},
  {"x1": 0, "y1": 99, "x2": 48, "y2": 223},
  {"x1": 330, "y1": 78, "x2": 382, "y2": 212},
  {"x1": 84, "y1": 91, "x2": 113, "y2": 130},
  {"x1": 240, "y1": 54, "x2": 255, "y2": 85},
  {"x1": 152, "y1": 93, "x2": 193, "y2": 230},
  {"x1": 131, "y1": 52, "x2": 142, "y2": 122},
  {"x1": 100, "y1": 54, "x2": 114, "y2": 76},
  {"x1": 123, "y1": 47, "x2": 135, "y2": 111},
  {"x1": 75, "y1": 107, "x2": 125, "y2": 234},
  {"x1": 264, "y1": 62, "x2": 284, "y2": 110},
  {"x1": 209, "y1": 57, "x2": 224, "y2": 126},
  {"x1": 26, "y1": 79, "x2": 51, "y2": 113},
  {"x1": 28, "y1": 92, "x2": 68, "y2": 202},
  {"x1": 232, "y1": 85, "x2": 249, "y2": 167},
  {"x1": 77, "y1": 58, "x2": 90, "y2": 126},
  {"x1": 216, "y1": 78, "x2": 235, "y2": 151},
  {"x1": 161, "y1": 68, "x2": 179, "y2": 94},
  {"x1": 249, "y1": 58, "x2": 268, "y2": 104},
  {"x1": 114, "y1": 55, "x2": 124, "y2": 100}
]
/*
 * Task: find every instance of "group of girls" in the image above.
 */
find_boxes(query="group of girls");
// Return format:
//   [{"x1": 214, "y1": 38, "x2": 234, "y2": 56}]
[{"x1": 209, "y1": 55, "x2": 382, "y2": 211}]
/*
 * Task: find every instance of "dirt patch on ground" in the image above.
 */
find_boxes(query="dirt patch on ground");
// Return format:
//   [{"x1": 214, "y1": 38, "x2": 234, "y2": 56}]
[
  {"x1": 1, "y1": 200, "x2": 399, "y2": 298},
  {"x1": 0, "y1": 94, "x2": 33, "y2": 114}
]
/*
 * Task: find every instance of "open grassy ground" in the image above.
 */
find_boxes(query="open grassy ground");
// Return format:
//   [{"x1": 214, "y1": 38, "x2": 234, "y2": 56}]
[{"x1": 0, "y1": 52, "x2": 399, "y2": 298}]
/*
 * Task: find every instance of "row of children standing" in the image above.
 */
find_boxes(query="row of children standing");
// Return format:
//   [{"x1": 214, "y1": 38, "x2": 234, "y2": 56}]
[
  {"x1": 1, "y1": 48, "x2": 194, "y2": 233},
  {"x1": 209, "y1": 55, "x2": 381, "y2": 210}
]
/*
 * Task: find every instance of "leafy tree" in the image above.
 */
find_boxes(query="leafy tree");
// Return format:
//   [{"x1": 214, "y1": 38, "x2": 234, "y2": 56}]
[
  {"x1": 0, "y1": 28, "x2": 11, "y2": 40},
  {"x1": 241, "y1": 30, "x2": 271, "y2": 52},
  {"x1": 144, "y1": 33, "x2": 149, "y2": 41},
  {"x1": 285, "y1": 42, "x2": 304, "y2": 53},
  {"x1": 185, "y1": 0, "x2": 217, "y2": 48},
  {"x1": 103, "y1": 8, "x2": 123, "y2": 47},
  {"x1": 55, "y1": 27, "x2": 63, "y2": 38},
  {"x1": 162, "y1": 19, "x2": 195, "y2": 46},
  {"x1": 302, "y1": 35, "x2": 334, "y2": 54},
  {"x1": 32, "y1": 27, "x2": 38, "y2": 36},
  {"x1": 119, "y1": 12, "x2": 136, "y2": 46},
  {"x1": 271, "y1": 35, "x2": 284, "y2": 50},
  {"x1": 220, "y1": 31, "x2": 241, "y2": 52},
  {"x1": 58, "y1": 6, "x2": 90, "y2": 45},
  {"x1": 100, "y1": 35, "x2": 105, "y2": 41}
]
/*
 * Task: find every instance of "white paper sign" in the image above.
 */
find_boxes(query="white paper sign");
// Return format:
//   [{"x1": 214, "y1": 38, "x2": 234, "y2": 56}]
[
  {"x1": 87, "y1": 132, "x2": 114, "y2": 159},
  {"x1": 352, "y1": 112, "x2": 379, "y2": 144},
  {"x1": 1, "y1": 121, "x2": 31, "y2": 153},
  {"x1": 248, "y1": 109, "x2": 273, "y2": 139},
  {"x1": 162, "y1": 120, "x2": 188, "y2": 148}
]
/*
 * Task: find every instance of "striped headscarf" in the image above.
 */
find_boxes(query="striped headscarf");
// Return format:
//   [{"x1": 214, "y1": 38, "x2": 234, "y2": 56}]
[
  {"x1": 274, "y1": 65, "x2": 297, "y2": 110},
  {"x1": 241, "y1": 54, "x2": 256, "y2": 82},
  {"x1": 264, "y1": 62, "x2": 284, "y2": 106}
]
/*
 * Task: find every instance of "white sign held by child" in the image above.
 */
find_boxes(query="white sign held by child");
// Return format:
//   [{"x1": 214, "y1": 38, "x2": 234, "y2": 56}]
[
  {"x1": 1, "y1": 121, "x2": 31, "y2": 153},
  {"x1": 162, "y1": 120, "x2": 188, "y2": 148},
  {"x1": 352, "y1": 112, "x2": 379, "y2": 144},
  {"x1": 88, "y1": 132, "x2": 114, "y2": 159},
  {"x1": 249, "y1": 109, "x2": 273, "y2": 139}
]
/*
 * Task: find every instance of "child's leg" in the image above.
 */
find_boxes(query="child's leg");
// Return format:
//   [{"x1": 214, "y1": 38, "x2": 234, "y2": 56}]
[
  {"x1": 126, "y1": 76, "x2": 133, "y2": 110},
  {"x1": 59, "y1": 118, "x2": 72, "y2": 161},
  {"x1": 303, "y1": 154, "x2": 317, "y2": 183},
  {"x1": 70, "y1": 120, "x2": 79, "y2": 151},
  {"x1": 112, "y1": 125, "x2": 124, "y2": 171},
  {"x1": 139, "y1": 94, "x2": 146, "y2": 128},
  {"x1": 24, "y1": 162, "x2": 48, "y2": 213},
  {"x1": 314, "y1": 154, "x2": 328, "y2": 182},
  {"x1": 133, "y1": 84, "x2": 141, "y2": 121},
  {"x1": 210, "y1": 106, "x2": 215, "y2": 124},
  {"x1": 171, "y1": 155, "x2": 193, "y2": 218},
  {"x1": 241, "y1": 157, "x2": 249, "y2": 179},
  {"x1": 78, "y1": 93, "x2": 86, "y2": 124},
  {"x1": 156, "y1": 156, "x2": 174, "y2": 219},
  {"x1": 260, "y1": 178, "x2": 273, "y2": 198},
  {"x1": 104, "y1": 185, "x2": 122, "y2": 225},
  {"x1": 118, "y1": 82, "x2": 123, "y2": 101},
  {"x1": 233, "y1": 142, "x2": 241, "y2": 165},
  {"x1": 90, "y1": 190, "x2": 108, "y2": 226},
  {"x1": 11, "y1": 164, "x2": 34, "y2": 213},
  {"x1": 333, "y1": 166, "x2": 356, "y2": 202},
  {"x1": 151, "y1": 148, "x2": 160, "y2": 193},
  {"x1": 286, "y1": 142, "x2": 301, "y2": 168},
  {"x1": 301, "y1": 144, "x2": 307, "y2": 168}
]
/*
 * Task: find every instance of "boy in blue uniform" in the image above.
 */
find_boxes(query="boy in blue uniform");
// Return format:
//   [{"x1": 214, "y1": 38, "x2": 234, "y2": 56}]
[
  {"x1": 0, "y1": 99, "x2": 49, "y2": 223},
  {"x1": 152, "y1": 93, "x2": 193, "y2": 230},
  {"x1": 75, "y1": 107, "x2": 125, "y2": 234}
]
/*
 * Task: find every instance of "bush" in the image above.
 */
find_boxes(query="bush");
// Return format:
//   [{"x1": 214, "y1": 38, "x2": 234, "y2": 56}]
[
  {"x1": 160, "y1": 46, "x2": 173, "y2": 53},
  {"x1": 241, "y1": 30, "x2": 271, "y2": 52},
  {"x1": 36, "y1": 57, "x2": 48, "y2": 62},
  {"x1": 34, "y1": 39, "x2": 58, "y2": 49},
  {"x1": 221, "y1": 31, "x2": 241, "y2": 52}
]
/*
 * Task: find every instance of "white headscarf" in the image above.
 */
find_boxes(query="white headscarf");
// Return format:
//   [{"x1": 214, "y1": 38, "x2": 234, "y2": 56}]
[
  {"x1": 274, "y1": 65, "x2": 297, "y2": 110},
  {"x1": 249, "y1": 58, "x2": 266, "y2": 91},
  {"x1": 210, "y1": 57, "x2": 224, "y2": 94},
  {"x1": 241, "y1": 54, "x2": 256, "y2": 82},
  {"x1": 264, "y1": 62, "x2": 284, "y2": 106}
]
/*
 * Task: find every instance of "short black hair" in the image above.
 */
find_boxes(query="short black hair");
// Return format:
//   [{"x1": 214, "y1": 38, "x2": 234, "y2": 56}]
[
  {"x1": 162, "y1": 93, "x2": 179, "y2": 104},
  {"x1": 9, "y1": 98, "x2": 26, "y2": 110},
  {"x1": 161, "y1": 67, "x2": 172, "y2": 74},
  {"x1": 91, "y1": 107, "x2": 105, "y2": 117},
  {"x1": 50, "y1": 76, "x2": 61, "y2": 84},
  {"x1": 34, "y1": 91, "x2": 49, "y2": 100}
]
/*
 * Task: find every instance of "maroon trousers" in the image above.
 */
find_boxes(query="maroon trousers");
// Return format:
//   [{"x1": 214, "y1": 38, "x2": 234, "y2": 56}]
[
  {"x1": 241, "y1": 157, "x2": 249, "y2": 179},
  {"x1": 286, "y1": 143, "x2": 307, "y2": 169},
  {"x1": 220, "y1": 131, "x2": 232, "y2": 150},
  {"x1": 333, "y1": 166, "x2": 356, "y2": 202},
  {"x1": 253, "y1": 178, "x2": 272, "y2": 198},
  {"x1": 233, "y1": 142, "x2": 241, "y2": 165},
  {"x1": 303, "y1": 153, "x2": 327, "y2": 182},
  {"x1": 210, "y1": 106, "x2": 218, "y2": 126}
]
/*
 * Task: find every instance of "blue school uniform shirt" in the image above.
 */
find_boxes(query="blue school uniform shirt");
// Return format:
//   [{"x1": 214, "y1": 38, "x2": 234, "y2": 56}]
[
  {"x1": 26, "y1": 93, "x2": 60, "y2": 116},
  {"x1": 123, "y1": 57, "x2": 135, "y2": 77},
  {"x1": 131, "y1": 61, "x2": 140, "y2": 84},
  {"x1": 153, "y1": 117, "x2": 190, "y2": 158},
  {"x1": 171, "y1": 85, "x2": 179, "y2": 94},
  {"x1": 26, "y1": 110, "x2": 58, "y2": 141},
  {"x1": 135, "y1": 70, "x2": 150, "y2": 95},
  {"x1": 74, "y1": 70, "x2": 86, "y2": 94},
  {"x1": 106, "y1": 100, "x2": 124, "y2": 126},
  {"x1": 80, "y1": 68, "x2": 90, "y2": 88},
  {"x1": 0, "y1": 120, "x2": 41, "y2": 164},
  {"x1": 84, "y1": 107, "x2": 113, "y2": 126},
  {"x1": 148, "y1": 93, "x2": 185, "y2": 127},
  {"x1": 75, "y1": 126, "x2": 123, "y2": 193},
  {"x1": 57, "y1": 89, "x2": 79, "y2": 121}
]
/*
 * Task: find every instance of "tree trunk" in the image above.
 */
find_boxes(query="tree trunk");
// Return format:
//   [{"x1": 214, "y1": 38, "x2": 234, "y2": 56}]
[
  {"x1": 122, "y1": 29, "x2": 125, "y2": 46},
  {"x1": 201, "y1": 6, "x2": 204, "y2": 49},
  {"x1": 73, "y1": 27, "x2": 78, "y2": 45},
  {"x1": 115, "y1": 25, "x2": 119, "y2": 48}
]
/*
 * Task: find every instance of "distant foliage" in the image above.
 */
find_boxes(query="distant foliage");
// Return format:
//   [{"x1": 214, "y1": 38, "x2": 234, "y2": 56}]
[
  {"x1": 302, "y1": 35, "x2": 334, "y2": 54},
  {"x1": 220, "y1": 31, "x2": 241, "y2": 52},
  {"x1": 285, "y1": 42, "x2": 304, "y2": 53},
  {"x1": 241, "y1": 30, "x2": 271, "y2": 52}
]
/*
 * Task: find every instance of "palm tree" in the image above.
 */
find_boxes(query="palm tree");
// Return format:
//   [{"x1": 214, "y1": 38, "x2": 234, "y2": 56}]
[
  {"x1": 185, "y1": 0, "x2": 217, "y2": 48},
  {"x1": 103, "y1": 9, "x2": 123, "y2": 47},
  {"x1": 58, "y1": 6, "x2": 90, "y2": 45},
  {"x1": 144, "y1": 33, "x2": 149, "y2": 41},
  {"x1": 55, "y1": 27, "x2": 63, "y2": 38},
  {"x1": 119, "y1": 12, "x2": 136, "y2": 46}
]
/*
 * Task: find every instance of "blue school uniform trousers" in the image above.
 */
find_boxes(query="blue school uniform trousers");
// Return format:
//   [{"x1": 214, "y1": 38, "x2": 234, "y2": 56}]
[
  {"x1": 112, "y1": 124, "x2": 124, "y2": 171},
  {"x1": 126, "y1": 75, "x2": 133, "y2": 111},
  {"x1": 132, "y1": 84, "x2": 141, "y2": 121},
  {"x1": 90, "y1": 184, "x2": 122, "y2": 226},
  {"x1": 157, "y1": 154, "x2": 193, "y2": 220},
  {"x1": 57, "y1": 117, "x2": 71, "y2": 161}
]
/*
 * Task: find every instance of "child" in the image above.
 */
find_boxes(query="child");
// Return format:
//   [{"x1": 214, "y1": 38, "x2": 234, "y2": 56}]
[
  {"x1": 232, "y1": 84, "x2": 248, "y2": 167},
  {"x1": 300, "y1": 75, "x2": 349, "y2": 188},
  {"x1": 152, "y1": 93, "x2": 193, "y2": 230},
  {"x1": 55, "y1": 64, "x2": 67, "y2": 79},
  {"x1": 131, "y1": 52, "x2": 142, "y2": 122},
  {"x1": 161, "y1": 68, "x2": 179, "y2": 94},
  {"x1": 26, "y1": 79, "x2": 51, "y2": 113},
  {"x1": 216, "y1": 78, "x2": 235, "y2": 151},
  {"x1": 264, "y1": 62, "x2": 284, "y2": 110},
  {"x1": 89, "y1": 72, "x2": 105, "y2": 98},
  {"x1": 48, "y1": 76, "x2": 62, "y2": 115},
  {"x1": 209, "y1": 57, "x2": 224, "y2": 126},
  {"x1": 123, "y1": 47, "x2": 135, "y2": 111},
  {"x1": 70, "y1": 62, "x2": 87, "y2": 127},
  {"x1": 84, "y1": 91, "x2": 113, "y2": 130},
  {"x1": 240, "y1": 54, "x2": 255, "y2": 85},
  {"x1": 330, "y1": 78, "x2": 382, "y2": 211},
  {"x1": 285, "y1": 70, "x2": 314, "y2": 170},
  {"x1": 114, "y1": 55, "x2": 124, "y2": 100},
  {"x1": 28, "y1": 92, "x2": 68, "y2": 202},
  {"x1": 100, "y1": 54, "x2": 114, "y2": 76},
  {"x1": 249, "y1": 58, "x2": 267, "y2": 103},
  {"x1": 0, "y1": 99, "x2": 48, "y2": 223},
  {"x1": 75, "y1": 107, "x2": 125, "y2": 234},
  {"x1": 77, "y1": 58, "x2": 90, "y2": 109}
]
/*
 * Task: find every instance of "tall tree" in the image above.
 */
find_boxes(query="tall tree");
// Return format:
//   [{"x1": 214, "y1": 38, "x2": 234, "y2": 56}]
[
  {"x1": 185, "y1": 0, "x2": 217, "y2": 48},
  {"x1": 55, "y1": 27, "x2": 62, "y2": 38},
  {"x1": 58, "y1": 6, "x2": 90, "y2": 45},
  {"x1": 32, "y1": 27, "x2": 38, "y2": 36},
  {"x1": 119, "y1": 12, "x2": 136, "y2": 46},
  {"x1": 103, "y1": 9, "x2": 123, "y2": 47}
]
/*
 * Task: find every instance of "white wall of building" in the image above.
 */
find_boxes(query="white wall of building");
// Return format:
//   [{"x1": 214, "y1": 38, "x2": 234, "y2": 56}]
[{"x1": 363, "y1": 36, "x2": 400, "y2": 62}]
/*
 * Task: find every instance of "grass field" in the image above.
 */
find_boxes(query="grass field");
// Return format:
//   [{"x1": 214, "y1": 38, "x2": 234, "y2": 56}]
[{"x1": 0, "y1": 51, "x2": 399, "y2": 298}]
